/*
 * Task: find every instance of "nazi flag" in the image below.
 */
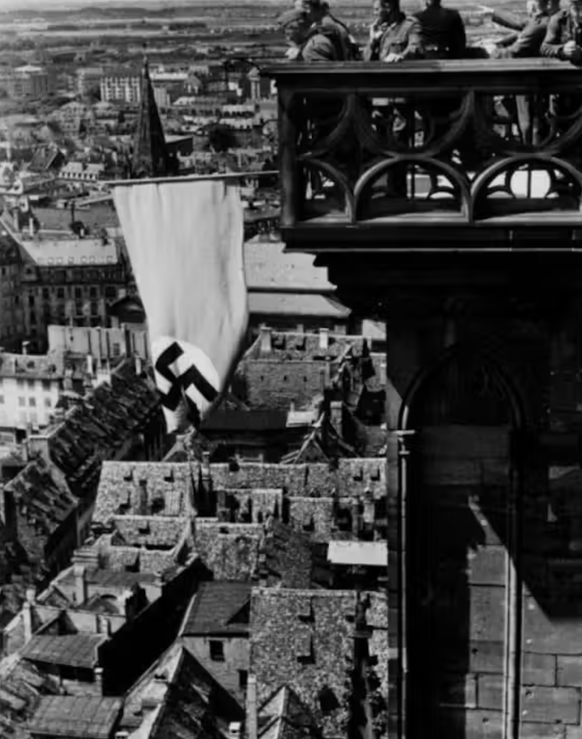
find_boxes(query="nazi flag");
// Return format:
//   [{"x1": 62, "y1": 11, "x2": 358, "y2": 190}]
[{"x1": 153, "y1": 337, "x2": 219, "y2": 432}]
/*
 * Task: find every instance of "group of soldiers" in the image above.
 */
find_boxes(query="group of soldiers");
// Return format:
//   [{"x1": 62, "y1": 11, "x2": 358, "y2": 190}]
[{"x1": 277, "y1": 0, "x2": 582, "y2": 65}]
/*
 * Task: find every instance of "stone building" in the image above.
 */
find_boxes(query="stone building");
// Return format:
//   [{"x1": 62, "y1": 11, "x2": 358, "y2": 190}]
[{"x1": 266, "y1": 55, "x2": 582, "y2": 739}]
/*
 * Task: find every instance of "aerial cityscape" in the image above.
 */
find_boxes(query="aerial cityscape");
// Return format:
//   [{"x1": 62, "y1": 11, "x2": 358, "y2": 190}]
[{"x1": 1, "y1": 1, "x2": 582, "y2": 739}]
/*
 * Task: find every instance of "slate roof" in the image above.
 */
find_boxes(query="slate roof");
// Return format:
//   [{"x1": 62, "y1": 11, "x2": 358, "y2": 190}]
[
  {"x1": 194, "y1": 522, "x2": 262, "y2": 581},
  {"x1": 0, "y1": 351, "x2": 70, "y2": 380},
  {"x1": 112, "y1": 515, "x2": 188, "y2": 548},
  {"x1": 21, "y1": 633, "x2": 106, "y2": 669},
  {"x1": 250, "y1": 589, "x2": 359, "y2": 738},
  {"x1": 120, "y1": 642, "x2": 242, "y2": 737},
  {"x1": 249, "y1": 293, "x2": 350, "y2": 319},
  {"x1": 201, "y1": 408, "x2": 288, "y2": 433},
  {"x1": 243, "y1": 238, "x2": 334, "y2": 293},
  {"x1": 244, "y1": 332, "x2": 368, "y2": 362},
  {"x1": 259, "y1": 686, "x2": 320, "y2": 739},
  {"x1": 27, "y1": 695, "x2": 122, "y2": 739},
  {"x1": 58, "y1": 567, "x2": 157, "y2": 590},
  {"x1": 48, "y1": 360, "x2": 159, "y2": 493},
  {"x1": 93, "y1": 461, "x2": 192, "y2": 524},
  {"x1": 257, "y1": 520, "x2": 316, "y2": 589},
  {"x1": 0, "y1": 653, "x2": 61, "y2": 739},
  {"x1": 4, "y1": 456, "x2": 76, "y2": 558},
  {"x1": 181, "y1": 581, "x2": 251, "y2": 636}
]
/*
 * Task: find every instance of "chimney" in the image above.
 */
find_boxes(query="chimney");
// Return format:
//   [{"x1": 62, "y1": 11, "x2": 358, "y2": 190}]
[
  {"x1": 22, "y1": 341, "x2": 30, "y2": 355},
  {"x1": 351, "y1": 500, "x2": 363, "y2": 539},
  {"x1": 97, "y1": 615, "x2": 111, "y2": 636},
  {"x1": 138, "y1": 479, "x2": 148, "y2": 515},
  {"x1": 257, "y1": 552, "x2": 268, "y2": 587},
  {"x1": 329, "y1": 400, "x2": 343, "y2": 438},
  {"x1": 86, "y1": 353, "x2": 94, "y2": 377},
  {"x1": 94, "y1": 666, "x2": 104, "y2": 693},
  {"x1": 28, "y1": 216, "x2": 34, "y2": 238},
  {"x1": 123, "y1": 323, "x2": 132, "y2": 357},
  {"x1": 217, "y1": 488, "x2": 228, "y2": 521},
  {"x1": 259, "y1": 325, "x2": 271, "y2": 355},
  {"x1": 73, "y1": 563, "x2": 87, "y2": 605},
  {"x1": 319, "y1": 328, "x2": 329, "y2": 352},
  {"x1": 135, "y1": 354, "x2": 142, "y2": 376},
  {"x1": 64, "y1": 367, "x2": 74, "y2": 392},
  {"x1": 202, "y1": 451, "x2": 211, "y2": 485},
  {"x1": 245, "y1": 674, "x2": 258, "y2": 739},
  {"x1": 22, "y1": 587, "x2": 36, "y2": 643},
  {"x1": 229, "y1": 722, "x2": 242, "y2": 739}
]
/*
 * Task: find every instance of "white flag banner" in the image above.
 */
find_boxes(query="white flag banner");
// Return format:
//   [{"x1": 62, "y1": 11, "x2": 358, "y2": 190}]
[{"x1": 113, "y1": 178, "x2": 248, "y2": 433}]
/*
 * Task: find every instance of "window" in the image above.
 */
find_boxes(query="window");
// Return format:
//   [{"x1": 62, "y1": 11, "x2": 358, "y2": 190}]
[
  {"x1": 105, "y1": 286, "x2": 117, "y2": 299},
  {"x1": 238, "y1": 670, "x2": 248, "y2": 690},
  {"x1": 112, "y1": 342, "x2": 121, "y2": 357},
  {"x1": 42, "y1": 288, "x2": 49, "y2": 299},
  {"x1": 27, "y1": 380, "x2": 34, "y2": 388},
  {"x1": 45, "y1": 397, "x2": 51, "y2": 408},
  {"x1": 16, "y1": 379, "x2": 24, "y2": 388},
  {"x1": 18, "y1": 397, "x2": 25, "y2": 407},
  {"x1": 57, "y1": 288, "x2": 65, "y2": 299},
  {"x1": 42, "y1": 380, "x2": 50, "y2": 390},
  {"x1": 89, "y1": 286, "x2": 97, "y2": 298},
  {"x1": 209, "y1": 640, "x2": 224, "y2": 662},
  {"x1": 28, "y1": 397, "x2": 36, "y2": 407},
  {"x1": 74, "y1": 287, "x2": 82, "y2": 299},
  {"x1": 28, "y1": 295, "x2": 35, "y2": 306}
]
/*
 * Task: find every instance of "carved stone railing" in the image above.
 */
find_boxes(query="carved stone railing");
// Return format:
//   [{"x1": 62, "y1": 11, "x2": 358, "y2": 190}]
[{"x1": 265, "y1": 59, "x2": 582, "y2": 249}]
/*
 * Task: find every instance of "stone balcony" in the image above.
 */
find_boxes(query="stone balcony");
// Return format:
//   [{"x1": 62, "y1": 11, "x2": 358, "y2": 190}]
[{"x1": 265, "y1": 59, "x2": 582, "y2": 252}]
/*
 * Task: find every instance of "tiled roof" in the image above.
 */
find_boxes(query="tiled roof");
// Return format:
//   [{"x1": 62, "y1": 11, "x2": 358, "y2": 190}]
[
  {"x1": 244, "y1": 332, "x2": 367, "y2": 362},
  {"x1": 120, "y1": 642, "x2": 241, "y2": 737},
  {"x1": 201, "y1": 408, "x2": 288, "y2": 433},
  {"x1": 112, "y1": 515, "x2": 188, "y2": 548},
  {"x1": 250, "y1": 589, "x2": 358, "y2": 738},
  {"x1": 0, "y1": 351, "x2": 67, "y2": 380},
  {"x1": 27, "y1": 696, "x2": 122, "y2": 739},
  {"x1": 258, "y1": 520, "x2": 316, "y2": 589},
  {"x1": 93, "y1": 461, "x2": 192, "y2": 524},
  {"x1": 57, "y1": 567, "x2": 157, "y2": 590},
  {"x1": 181, "y1": 581, "x2": 251, "y2": 636},
  {"x1": 259, "y1": 686, "x2": 319, "y2": 739},
  {"x1": 4, "y1": 456, "x2": 76, "y2": 557},
  {"x1": 194, "y1": 522, "x2": 262, "y2": 581},
  {"x1": 48, "y1": 361, "x2": 159, "y2": 493},
  {"x1": 0, "y1": 653, "x2": 61, "y2": 739},
  {"x1": 21, "y1": 633, "x2": 106, "y2": 669},
  {"x1": 243, "y1": 239, "x2": 334, "y2": 292},
  {"x1": 33, "y1": 203, "x2": 119, "y2": 232}
]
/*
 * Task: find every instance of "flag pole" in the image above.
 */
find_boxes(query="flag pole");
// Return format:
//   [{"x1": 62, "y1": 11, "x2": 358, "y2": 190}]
[{"x1": 106, "y1": 170, "x2": 279, "y2": 188}]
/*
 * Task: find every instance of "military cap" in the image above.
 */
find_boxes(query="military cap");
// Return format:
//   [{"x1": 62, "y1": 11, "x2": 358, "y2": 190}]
[{"x1": 278, "y1": 7, "x2": 309, "y2": 26}]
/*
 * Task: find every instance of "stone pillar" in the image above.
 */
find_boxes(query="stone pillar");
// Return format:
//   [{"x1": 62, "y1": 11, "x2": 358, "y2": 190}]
[{"x1": 246, "y1": 674, "x2": 258, "y2": 739}]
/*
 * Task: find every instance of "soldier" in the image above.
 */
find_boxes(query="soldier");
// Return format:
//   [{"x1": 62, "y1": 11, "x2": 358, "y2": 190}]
[
  {"x1": 278, "y1": 8, "x2": 345, "y2": 61},
  {"x1": 479, "y1": 0, "x2": 559, "y2": 51},
  {"x1": 491, "y1": 0, "x2": 552, "y2": 57},
  {"x1": 363, "y1": 0, "x2": 424, "y2": 62},
  {"x1": 295, "y1": 0, "x2": 361, "y2": 59},
  {"x1": 414, "y1": 0, "x2": 466, "y2": 59},
  {"x1": 541, "y1": 0, "x2": 582, "y2": 60},
  {"x1": 486, "y1": 0, "x2": 553, "y2": 145}
]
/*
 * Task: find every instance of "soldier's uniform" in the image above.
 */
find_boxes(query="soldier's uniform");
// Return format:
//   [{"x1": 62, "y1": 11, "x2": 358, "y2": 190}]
[
  {"x1": 414, "y1": 5, "x2": 466, "y2": 58},
  {"x1": 363, "y1": 13, "x2": 424, "y2": 60},
  {"x1": 541, "y1": 7, "x2": 582, "y2": 55}
]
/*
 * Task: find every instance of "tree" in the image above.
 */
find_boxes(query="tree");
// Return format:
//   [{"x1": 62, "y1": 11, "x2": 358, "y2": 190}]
[{"x1": 206, "y1": 122, "x2": 237, "y2": 153}]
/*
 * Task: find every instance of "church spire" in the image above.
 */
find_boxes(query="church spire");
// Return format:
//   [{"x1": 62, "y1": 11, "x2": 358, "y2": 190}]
[{"x1": 131, "y1": 51, "x2": 169, "y2": 178}]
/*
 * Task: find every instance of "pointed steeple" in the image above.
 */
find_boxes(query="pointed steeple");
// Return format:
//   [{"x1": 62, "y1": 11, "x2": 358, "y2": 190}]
[{"x1": 131, "y1": 52, "x2": 169, "y2": 179}]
